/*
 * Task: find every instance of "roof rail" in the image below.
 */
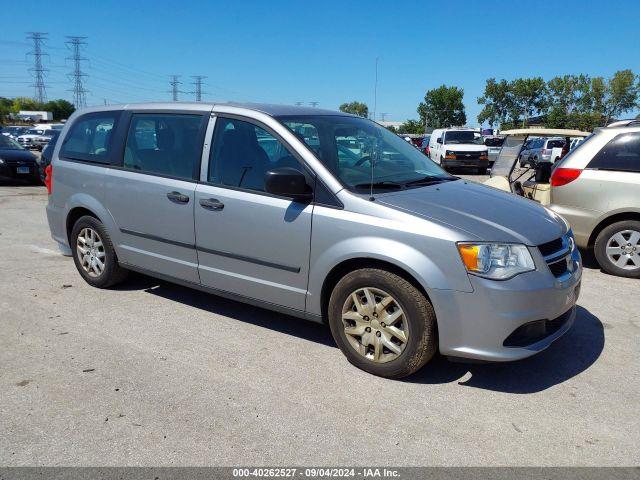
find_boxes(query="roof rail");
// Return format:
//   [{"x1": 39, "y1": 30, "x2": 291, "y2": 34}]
[{"x1": 606, "y1": 119, "x2": 640, "y2": 128}]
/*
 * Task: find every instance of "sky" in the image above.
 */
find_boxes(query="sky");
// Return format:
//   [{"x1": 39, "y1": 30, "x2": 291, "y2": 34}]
[{"x1": 1, "y1": 0, "x2": 639, "y2": 125}]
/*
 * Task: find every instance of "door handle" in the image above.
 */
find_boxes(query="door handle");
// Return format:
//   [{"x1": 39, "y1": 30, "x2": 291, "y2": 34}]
[
  {"x1": 199, "y1": 198, "x2": 224, "y2": 211},
  {"x1": 166, "y1": 191, "x2": 190, "y2": 204}
]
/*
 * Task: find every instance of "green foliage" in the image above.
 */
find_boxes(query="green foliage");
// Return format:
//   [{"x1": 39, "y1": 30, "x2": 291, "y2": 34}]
[
  {"x1": 418, "y1": 85, "x2": 466, "y2": 128},
  {"x1": 477, "y1": 70, "x2": 640, "y2": 130},
  {"x1": 339, "y1": 101, "x2": 369, "y2": 118},
  {"x1": 0, "y1": 96, "x2": 76, "y2": 124},
  {"x1": 398, "y1": 119, "x2": 424, "y2": 134}
]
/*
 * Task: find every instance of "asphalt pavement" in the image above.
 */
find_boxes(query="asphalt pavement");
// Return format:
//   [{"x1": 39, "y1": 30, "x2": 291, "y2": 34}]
[{"x1": 0, "y1": 180, "x2": 638, "y2": 466}]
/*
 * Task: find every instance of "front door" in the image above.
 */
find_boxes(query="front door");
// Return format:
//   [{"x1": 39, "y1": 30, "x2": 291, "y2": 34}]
[
  {"x1": 194, "y1": 116, "x2": 313, "y2": 311},
  {"x1": 105, "y1": 112, "x2": 207, "y2": 283}
]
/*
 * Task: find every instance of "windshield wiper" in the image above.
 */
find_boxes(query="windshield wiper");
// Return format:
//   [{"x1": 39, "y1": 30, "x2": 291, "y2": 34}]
[
  {"x1": 354, "y1": 181, "x2": 403, "y2": 190},
  {"x1": 404, "y1": 176, "x2": 457, "y2": 187}
]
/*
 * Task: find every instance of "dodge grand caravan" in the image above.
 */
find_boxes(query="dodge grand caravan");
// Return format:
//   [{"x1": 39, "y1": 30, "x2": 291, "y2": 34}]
[{"x1": 46, "y1": 102, "x2": 581, "y2": 378}]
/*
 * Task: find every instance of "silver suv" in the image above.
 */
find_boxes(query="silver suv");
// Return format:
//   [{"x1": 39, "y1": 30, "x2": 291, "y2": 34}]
[
  {"x1": 45, "y1": 102, "x2": 581, "y2": 378},
  {"x1": 550, "y1": 121, "x2": 640, "y2": 278}
]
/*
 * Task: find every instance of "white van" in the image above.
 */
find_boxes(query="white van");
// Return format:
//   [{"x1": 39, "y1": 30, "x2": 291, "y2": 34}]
[{"x1": 428, "y1": 128, "x2": 489, "y2": 173}]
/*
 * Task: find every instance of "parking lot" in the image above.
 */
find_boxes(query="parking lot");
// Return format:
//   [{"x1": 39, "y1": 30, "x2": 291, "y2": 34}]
[{"x1": 0, "y1": 178, "x2": 638, "y2": 466}]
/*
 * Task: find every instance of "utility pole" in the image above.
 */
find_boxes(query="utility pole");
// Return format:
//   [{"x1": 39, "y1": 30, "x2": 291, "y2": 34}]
[
  {"x1": 191, "y1": 75, "x2": 207, "y2": 102},
  {"x1": 309, "y1": 101, "x2": 319, "y2": 107},
  {"x1": 26, "y1": 32, "x2": 48, "y2": 104},
  {"x1": 66, "y1": 36, "x2": 88, "y2": 108},
  {"x1": 169, "y1": 75, "x2": 181, "y2": 101}
]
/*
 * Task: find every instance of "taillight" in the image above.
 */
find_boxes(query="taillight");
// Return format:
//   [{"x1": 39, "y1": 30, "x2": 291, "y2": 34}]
[
  {"x1": 425, "y1": 146, "x2": 430, "y2": 156},
  {"x1": 550, "y1": 167, "x2": 581, "y2": 187},
  {"x1": 44, "y1": 164, "x2": 52, "y2": 194}
]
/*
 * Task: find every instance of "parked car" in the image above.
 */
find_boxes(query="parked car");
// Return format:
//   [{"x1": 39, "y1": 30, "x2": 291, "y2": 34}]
[
  {"x1": 0, "y1": 134, "x2": 40, "y2": 183},
  {"x1": 421, "y1": 134, "x2": 431, "y2": 156},
  {"x1": 32, "y1": 129, "x2": 60, "y2": 152},
  {"x1": 1, "y1": 126, "x2": 29, "y2": 139},
  {"x1": 428, "y1": 128, "x2": 489, "y2": 173},
  {"x1": 46, "y1": 103, "x2": 580, "y2": 378},
  {"x1": 519, "y1": 137, "x2": 566, "y2": 167},
  {"x1": 483, "y1": 136, "x2": 504, "y2": 167},
  {"x1": 37, "y1": 130, "x2": 61, "y2": 182},
  {"x1": 549, "y1": 123, "x2": 640, "y2": 278},
  {"x1": 17, "y1": 128, "x2": 49, "y2": 149}
]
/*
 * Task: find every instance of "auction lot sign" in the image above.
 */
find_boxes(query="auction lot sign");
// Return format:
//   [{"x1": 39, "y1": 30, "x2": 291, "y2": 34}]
[{"x1": 0, "y1": 468, "x2": 638, "y2": 480}]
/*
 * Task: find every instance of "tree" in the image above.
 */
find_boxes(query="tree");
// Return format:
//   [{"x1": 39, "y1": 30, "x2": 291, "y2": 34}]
[
  {"x1": 43, "y1": 99, "x2": 75, "y2": 120},
  {"x1": 509, "y1": 77, "x2": 548, "y2": 127},
  {"x1": 339, "y1": 101, "x2": 369, "y2": 118},
  {"x1": 477, "y1": 78, "x2": 512, "y2": 127},
  {"x1": 602, "y1": 69, "x2": 640, "y2": 124},
  {"x1": 418, "y1": 85, "x2": 466, "y2": 128},
  {"x1": 546, "y1": 74, "x2": 591, "y2": 129},
  {"x1": 397, "y1": 119, "x2": 424, "y2": 134}
]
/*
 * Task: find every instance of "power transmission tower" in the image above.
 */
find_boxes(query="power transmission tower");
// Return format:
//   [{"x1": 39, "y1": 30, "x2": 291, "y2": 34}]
[
  {"x1": 295, "y1": 102, "x2": 303, "y2": 106},
  {"x1": 379, "y1": 112, "x2": 389, "y2": 121},
  {"x1": 169, "y1": 75, "x2": 182, "y2": 101},
  {"x1": 26, "y1": 32, "x2": 48, "y2": 104},
  {"x1": 66, "y1": 36, "x2": 88, "y2": 108},
  {"x1": 309, "y1": 101, "x2": 319, "y2": 107},
  {"x1": 191, "y1": 76, "x2": 207, "y2": 102}
]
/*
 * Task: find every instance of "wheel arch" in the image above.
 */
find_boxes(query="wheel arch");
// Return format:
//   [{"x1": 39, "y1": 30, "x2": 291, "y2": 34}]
[
  {"x1": 319, "y1": 257, "x2": 435, "y2": 326},
  {"x1": 588, "y1": 210, "x2": 640, "y2": 248}
]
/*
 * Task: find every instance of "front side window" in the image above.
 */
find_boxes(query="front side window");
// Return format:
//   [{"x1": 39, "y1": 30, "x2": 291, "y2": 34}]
[
  {"x1": 60, "y1": 112, "x2": 119, "y2": 162},
  {"x1": 278, "y1": 115, "x2": 453, "y2": 192},
  {"x1": 588, "y1": 132, "x2": 640, "y2": 173},
  {"x1": 208, "y1": 117, "x2": 301, "y2": 192},
  {"x1": 123, "y1": 113, "x2": 204, "y2": 180}
]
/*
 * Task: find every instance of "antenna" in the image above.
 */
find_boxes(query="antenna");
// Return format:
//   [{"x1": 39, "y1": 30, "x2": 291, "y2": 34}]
[{"x1": 372, "y1": 57, "x2": 378, "y2": 123}]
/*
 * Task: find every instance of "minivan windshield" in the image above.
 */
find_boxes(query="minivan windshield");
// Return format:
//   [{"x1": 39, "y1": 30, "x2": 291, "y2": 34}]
[
  {"x1": 277, "y1": 115, "x2": 454, "y2": 192},
  {"x1": 444, "y1": 130, "x2": 483, "y2": 145}
]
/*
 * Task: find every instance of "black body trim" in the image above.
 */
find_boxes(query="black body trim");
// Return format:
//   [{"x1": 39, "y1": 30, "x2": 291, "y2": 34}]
[{"x1": 119, "y1": 228, "x2": 300, "y2": 273}]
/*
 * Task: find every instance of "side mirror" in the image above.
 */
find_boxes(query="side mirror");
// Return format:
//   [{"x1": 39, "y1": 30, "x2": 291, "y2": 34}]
[
  {"x1": 436, "y1": 137, "x2": 443, "y2": 144},
  {"x1": 264, "y1": 167, "x2": 312, "y2": 201}
]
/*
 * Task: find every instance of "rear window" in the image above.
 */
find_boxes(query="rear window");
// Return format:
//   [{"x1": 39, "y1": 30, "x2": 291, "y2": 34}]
[
  {"x1": 60, "y1": 112, "x2": 121, "y2": 163},
  {"x1": 484, "y1": 137, "x2": 504, "y2": 147},
  {"x1": 587, "y1": 132, "x2": 640, "y2": 173},
  {"x1": 546, "y1": 140, "x2": 565, "y2": 149}
]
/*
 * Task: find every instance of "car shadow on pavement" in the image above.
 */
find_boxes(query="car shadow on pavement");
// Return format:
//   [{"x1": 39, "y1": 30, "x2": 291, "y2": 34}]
[
  {"x1": 118, "y1": 275, "x2": 604, "y2": 394},
  {"x1": 407, "y1": 306, "x2": 605, "y2": 393},
  {"x1": 118, "y1": 273, "x2": 337, "y2": 348}
]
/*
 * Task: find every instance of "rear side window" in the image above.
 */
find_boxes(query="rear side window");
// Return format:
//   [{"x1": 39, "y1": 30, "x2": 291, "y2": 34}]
[
  {"x1": 546, "y1": 140, "x2": 564, "y2": 149},
  {"x1": 588, "y1": 132, "x2": 640, "y2": 173},
  {"x1": 123, "y1": 113, "x2": 205, "y2": 181},
  {"x1": 60, "y1": 112, "x2": 120, "y2": 163}
]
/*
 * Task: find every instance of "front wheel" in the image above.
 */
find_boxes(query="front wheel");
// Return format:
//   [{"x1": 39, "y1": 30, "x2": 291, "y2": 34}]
[
  {"x1": 328, "y1": 268, "x2": 437, "y2": 379},
  {"x1": 594, "y1": 220, "x2": 640, "y2": 278}
]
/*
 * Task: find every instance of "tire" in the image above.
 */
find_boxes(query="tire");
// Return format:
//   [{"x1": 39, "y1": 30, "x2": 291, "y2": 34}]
[
  {"x1": 70, "y1": 215, "x2": 128, "y2": 288},
  {"x1": 594, "y1": 220, "x2": 640, "y2": 278},
  {"x1": 328, "y1": 268, "x2": 437, "y2": 379}
]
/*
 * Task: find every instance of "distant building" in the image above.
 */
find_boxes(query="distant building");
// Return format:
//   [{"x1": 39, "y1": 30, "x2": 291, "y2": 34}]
[{"x1": 17, "y1": 111, "x2": 53, "y2": 122}]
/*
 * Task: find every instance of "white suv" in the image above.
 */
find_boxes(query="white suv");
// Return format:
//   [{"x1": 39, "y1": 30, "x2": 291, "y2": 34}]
[{"x1": 428, "y1": 128, "x2": 489, "y2": 173}]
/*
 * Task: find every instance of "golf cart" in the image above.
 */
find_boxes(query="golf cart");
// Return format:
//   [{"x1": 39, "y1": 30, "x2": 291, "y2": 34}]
[{"x1": 484, "y1": 128, "x2": 590, "y2": 205}]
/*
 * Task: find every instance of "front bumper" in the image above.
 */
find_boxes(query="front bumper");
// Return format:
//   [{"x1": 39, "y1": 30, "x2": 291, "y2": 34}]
[
  {"x1": 430, "y1": 246, "x2": 582, "y2": 361},
  {"x1": 442, "y1": 158, "x2": 489, "y2": 169}
]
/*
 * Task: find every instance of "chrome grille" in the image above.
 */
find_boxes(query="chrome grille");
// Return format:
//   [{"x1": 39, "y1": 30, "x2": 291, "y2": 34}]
[{"x1": 538, "y1": 235, "x2": 572, "y2": 278}]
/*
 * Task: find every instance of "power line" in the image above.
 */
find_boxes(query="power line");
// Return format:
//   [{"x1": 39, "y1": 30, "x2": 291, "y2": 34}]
[
  {"x1": 191, "y1": 75, "x2": 207, "y2": 102},
  {"x1": 66, "y1": 36, "x2": 88, "y2": 108},
  {"x1": 169, "y1": 75, "x2": 181, "y2": 101},
  {"x1": 26, "y1": 32, "x2": 48, "y2": 103}
]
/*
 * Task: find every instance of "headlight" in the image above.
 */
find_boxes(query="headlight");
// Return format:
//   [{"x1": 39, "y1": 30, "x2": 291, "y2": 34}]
[
  {"x1": 457, "y1": 242, "x2": 535, "y2": 280},
  {"x1": 0, "y1": 158, "x2": 4, "y2": 165}
]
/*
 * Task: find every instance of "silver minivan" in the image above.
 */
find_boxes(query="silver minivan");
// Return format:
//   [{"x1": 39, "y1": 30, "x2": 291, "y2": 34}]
[{"x1": 45, "y1": 102, "x2": 581, "y2": 378}]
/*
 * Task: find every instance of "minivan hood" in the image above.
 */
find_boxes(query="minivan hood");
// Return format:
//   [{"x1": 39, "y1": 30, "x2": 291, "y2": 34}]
[{"x1": 377, "y1": 179, "x2": 566, "y2": 245}]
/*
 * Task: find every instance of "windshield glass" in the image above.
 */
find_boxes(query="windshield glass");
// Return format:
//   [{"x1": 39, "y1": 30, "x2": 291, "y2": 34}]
[
  {"x1": 444, "y1": 130, "x2": 483, "y2": 145},
  {"x1": 277, "y1": 115, "x2": 453, "y2": 192},
  {"x1": 26, "y1": 129, "x2": 43, "y2": 135},
  {"x1": 0, "y1": 135, "x2": 25, "y2": 150}
]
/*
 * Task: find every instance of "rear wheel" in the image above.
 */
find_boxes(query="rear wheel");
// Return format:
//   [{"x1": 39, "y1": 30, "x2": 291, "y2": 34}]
[
  {"x1": 594, "y1": 220, "x2": 640, "y2": 278},
  {"x1": 70, "y1": 215, "x2": 128, "y2": 288},
  {"x1": 328, "y1": 268, "x2": 437, "y2": 379}
]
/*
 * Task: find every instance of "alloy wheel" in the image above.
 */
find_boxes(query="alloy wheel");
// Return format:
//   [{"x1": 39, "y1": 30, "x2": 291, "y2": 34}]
[
  {"x1": 341, "y1": 287, "x2": 409, "y2": 363},
  {"x1": 605, "y1": 230, "x2": 640, "y2": 271},
  {"x1": 76, "y1": 227, "x2": 106, "y2": 277}
]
